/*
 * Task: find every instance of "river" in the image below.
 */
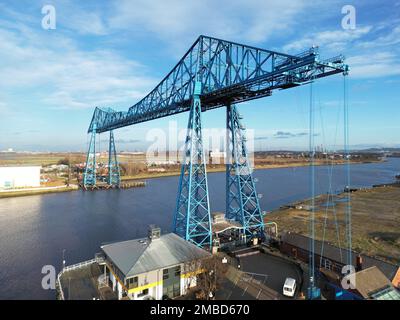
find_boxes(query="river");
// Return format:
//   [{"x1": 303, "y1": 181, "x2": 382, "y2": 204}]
[{"x1": 0, "y1": 157, "x2": 399, "y2": 299}]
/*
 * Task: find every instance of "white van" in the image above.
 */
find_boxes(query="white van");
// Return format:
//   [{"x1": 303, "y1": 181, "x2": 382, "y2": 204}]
[{"x1": 283, "y1": 277, "x2": 297, "y2": 297}]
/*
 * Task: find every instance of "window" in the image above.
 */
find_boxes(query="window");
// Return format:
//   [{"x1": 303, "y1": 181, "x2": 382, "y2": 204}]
[
  {"x1": 324, "y1": 259, "x2": 332, "y2": 270},
  {"x1": 137, "y1": 288, "x2": 149, "y2": 298},
  {"x1": 127, "y1": 276, "x2": 138, "y2": 289},
  {"x1": 163, "y1": 268, "x2": 169, "y2": 280}
]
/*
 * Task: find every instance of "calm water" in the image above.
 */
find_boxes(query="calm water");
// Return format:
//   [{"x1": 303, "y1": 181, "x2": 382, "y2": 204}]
[{"x1": 1, "y1": 158, "x2": 399, "y2": 299}]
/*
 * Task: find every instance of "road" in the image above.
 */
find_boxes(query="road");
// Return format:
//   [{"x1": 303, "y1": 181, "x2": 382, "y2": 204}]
[
  {"x1": 240, "y1": 251, "x2": 303, "y2": 298},
  {"x1": 217, "y1": 250, "x2": 303, "y2": 300}
]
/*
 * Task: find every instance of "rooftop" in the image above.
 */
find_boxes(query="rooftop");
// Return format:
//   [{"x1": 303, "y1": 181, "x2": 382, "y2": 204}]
[
  {"x1": 101, "y1": 232, "x2": 211, "y2": 278},
  {"x1": 280, "y1": 231, "x2": 399, "y2": 281},
  {"x1": 354, "y1": 266, "x2": 400, "y2": 300}
]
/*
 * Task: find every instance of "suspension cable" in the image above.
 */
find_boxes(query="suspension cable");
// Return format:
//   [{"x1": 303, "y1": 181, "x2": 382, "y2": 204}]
[
  {"x1": 343, "y1": 74, "x2": 352, "y2": 267},
  {"x1": 308, "y1": 78, "x2": 316, "y2": 294}
]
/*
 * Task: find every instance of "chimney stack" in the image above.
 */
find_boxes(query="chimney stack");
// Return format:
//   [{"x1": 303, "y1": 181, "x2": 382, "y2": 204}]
[
  {"x1": 356, "y1": 254, "x2": 363, "y2": 272},
  {"x1": 148, "y1": 225, "x2": 161, "y2": 241}
]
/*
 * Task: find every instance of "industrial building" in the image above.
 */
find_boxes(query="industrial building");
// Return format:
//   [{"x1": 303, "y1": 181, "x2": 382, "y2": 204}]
[
  {"x1": 96, "y1": 226, "x2": 211, "y2": 300},
  {"x1": 0, "y1": 166, "x2": 41, "y2": 189},
  {"x1": 279, "y1": 232, "x2": 400, "y2": 299}
]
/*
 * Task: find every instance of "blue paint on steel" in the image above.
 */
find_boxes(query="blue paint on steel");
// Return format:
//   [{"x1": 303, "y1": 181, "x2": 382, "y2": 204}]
[
  {"x1": 173, "y1": 81, "x2": 212, "y2": 248},
  {"x1": 108, "y1": 130, "x2": 120, "y2": 187},
  {"x1": 328, "y1": 283, "x2": 361, "y2": 300},
  {"x1": 83, "y1": 36, "x2": 348, "y2": 248},
  {"x1": 87, "y1": 36, "x2": 348, "y2": 134},
  {"x1": 226, "y1": 104, "x2": 264, "y2": 238},
  {"x1": 307, "y1": 286, "x2": 321, "y2": 300},
  {"x1": 83, "y1": 123, "x2": 97, "y2": 188}
]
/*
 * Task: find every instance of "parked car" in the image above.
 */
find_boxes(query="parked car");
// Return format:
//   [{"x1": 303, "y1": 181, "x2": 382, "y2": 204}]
[{"x1": 283, "y1": 277, "x2": 297, "y2": 297}]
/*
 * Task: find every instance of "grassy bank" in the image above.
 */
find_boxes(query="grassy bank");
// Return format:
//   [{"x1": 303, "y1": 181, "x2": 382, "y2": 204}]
[{"x1": 266, "y1": 185, "x2": 400, "y2": 265}]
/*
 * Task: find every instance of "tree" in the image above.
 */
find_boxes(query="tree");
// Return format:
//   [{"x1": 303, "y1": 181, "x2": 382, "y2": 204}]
[
  {"x1": 194, "y1": 255, "x2": 228, "y2": 300},
  {"x1": 57, "y1": 158, "x2": 69, "y2": 165}
]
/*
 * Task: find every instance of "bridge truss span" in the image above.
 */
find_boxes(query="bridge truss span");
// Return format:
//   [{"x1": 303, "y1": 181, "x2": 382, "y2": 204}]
[{"x1": 84, "y1": 35, "x2": 349, "y2": 252}]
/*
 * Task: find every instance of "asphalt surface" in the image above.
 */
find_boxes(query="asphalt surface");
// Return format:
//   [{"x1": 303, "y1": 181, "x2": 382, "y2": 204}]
[{"x1": 238, "y1": 252, "x2": 303, "y2": 299}]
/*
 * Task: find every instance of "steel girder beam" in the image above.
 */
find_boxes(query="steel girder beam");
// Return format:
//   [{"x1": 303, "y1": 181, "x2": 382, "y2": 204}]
[
  {"x1": 83, "y1": 124, "x2": 97, "y2": 188},
  {"x1": 226, "y1": 104, "x2": 264, "y2": 238},
  {"x1": 87, "y1": 36, "x2": 348, "y2": 133},
  {"x1": 173, "y1": 82, "x2": 212, "y2": 248},
  {"x1": 107, "y1": 130, "x2": 120, "y2": 187}
]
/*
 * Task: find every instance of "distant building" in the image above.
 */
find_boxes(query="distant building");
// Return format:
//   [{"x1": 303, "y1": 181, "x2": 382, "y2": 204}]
[
  {"x1": 0, "y1": 166, "x2": 41, "y2": 189},
  {"x1": 209, "y1": 149, "x2": 226, "y2": 164},
  {"x1": 97, "y1": 226, "x2": 211, "y2": 300}
]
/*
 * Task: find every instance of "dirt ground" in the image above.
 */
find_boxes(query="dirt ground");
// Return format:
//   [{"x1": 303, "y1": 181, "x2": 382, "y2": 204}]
[{"x1": 267, "y1": 185, "x2": 400, "y2": 265}]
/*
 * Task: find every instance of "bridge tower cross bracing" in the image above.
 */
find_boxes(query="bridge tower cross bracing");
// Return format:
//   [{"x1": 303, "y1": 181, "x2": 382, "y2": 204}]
[
  {"x1": 226, "y1": 104, "x2": 264, "y2": 238},
  {"x1": 83, "y1": 123, "x2": 97, "y2": 189},
  {"x1": 173, "y1": 81, "x2": 212, "y2": 248},
  {"x1": 107, "y1": 130, "x2": 121, "y2": 187}
]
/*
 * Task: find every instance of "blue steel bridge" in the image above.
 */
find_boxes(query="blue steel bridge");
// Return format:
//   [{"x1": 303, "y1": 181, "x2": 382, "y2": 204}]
[{"x1": 83, "y1": 35, "x2": 348, "y2": 269}]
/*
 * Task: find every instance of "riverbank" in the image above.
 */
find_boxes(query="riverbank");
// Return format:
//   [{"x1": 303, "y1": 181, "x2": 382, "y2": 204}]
[
  {"x1": 121, "y1": 159, "x2": 381, "y2": 181},
  {"x1": 0, "y1": 159, "x2": 383, "y2": 198},
  {"x1": 266, "y1": 183, "x2": 400, "y2": 265},
  {"x1": 0, "y1": 185, "x2": 79, "y2": 198}
]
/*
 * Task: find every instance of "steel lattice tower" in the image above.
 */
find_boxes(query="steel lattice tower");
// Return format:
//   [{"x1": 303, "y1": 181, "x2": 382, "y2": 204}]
[
  {"x1": 108, "y1": 130, "x2": 120, "y2": 187},
  {"x1": 84, "y1": 36, "x2": 348, "y2": 255},
  {"x1": 173, "y1": 82, "x2": 212, "y2": 248},
  {"x1": 83, "y1": 124, "x2": 97, "y2": 188},
  {"x1": 226, "y1": 104, "x2": 264, "y2": 238}
]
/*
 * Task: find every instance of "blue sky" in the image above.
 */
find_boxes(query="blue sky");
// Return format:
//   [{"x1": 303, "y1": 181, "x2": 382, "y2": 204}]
[{"x1": 0, "y1": 0, "x2": 399, "y2": 152}]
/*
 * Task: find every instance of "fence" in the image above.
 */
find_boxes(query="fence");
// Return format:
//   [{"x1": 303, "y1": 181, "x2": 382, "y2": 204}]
[{"x1": 56, "y1": 258, "x2": 97, "y2": 300}]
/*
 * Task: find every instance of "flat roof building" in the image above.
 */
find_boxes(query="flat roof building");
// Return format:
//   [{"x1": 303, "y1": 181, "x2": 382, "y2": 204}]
[{"x1": 0, "y1": 166, "x2": 41, "y2": 189}]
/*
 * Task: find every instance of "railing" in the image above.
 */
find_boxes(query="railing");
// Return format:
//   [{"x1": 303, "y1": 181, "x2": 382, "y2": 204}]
[
  {"x1": 62, "y1": 258, "x2": 96, "y2": 273},
  {"x1": 56, "y1": 258, "x2": 97, "y2": 300},
  {"x1": 56, "y1": 272, "x2": 65, "y2": 300}
]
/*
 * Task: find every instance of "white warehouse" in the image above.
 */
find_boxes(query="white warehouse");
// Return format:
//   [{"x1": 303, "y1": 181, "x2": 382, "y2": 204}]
[{"x1": 0, "y1": 166, "x2": 41, "y2": 189}]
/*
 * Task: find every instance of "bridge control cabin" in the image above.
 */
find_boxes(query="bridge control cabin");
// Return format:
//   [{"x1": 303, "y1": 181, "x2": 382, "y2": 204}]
[{"x1": 97, "y1": 226, "x2": 211, "y2": 300}]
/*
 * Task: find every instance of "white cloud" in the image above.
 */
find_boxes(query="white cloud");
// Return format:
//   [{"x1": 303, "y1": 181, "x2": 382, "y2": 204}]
[
  {"x1": 108, "y1": 0, "x2": 311, "y2": 46},
  {"x1": 63, "y1": 11, "x2": 108, "y2": 36},
  {"x1": 347, "y1": 52, "x2": 400, "y2": 78},
  {"x1": 0, "y1": 20, "x2": 156, "y2": 110},
  {"x1": 283, "y1": 26, "x2": 372, "y2": 52},
  {"x1": 358, "y1": 26, "x2": 400, "y2": 48}
]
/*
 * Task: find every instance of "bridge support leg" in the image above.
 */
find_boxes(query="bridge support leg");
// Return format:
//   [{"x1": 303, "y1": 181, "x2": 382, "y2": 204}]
[
  {"x1": 83, "y1": 124, "x2": 97, "y2": 189},
  {"x1": 226, "y1": 104, "x2": 264, "y2": 240},
  {"x1": 107, "y1": 130, "x2": 120, "y2": 188},
  {"x1": 173, "y1": 82, "x2": 212, "y2": 248}
]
